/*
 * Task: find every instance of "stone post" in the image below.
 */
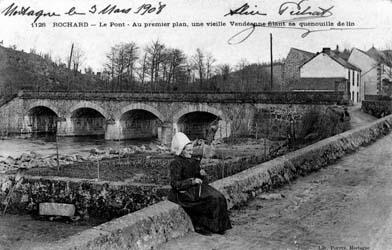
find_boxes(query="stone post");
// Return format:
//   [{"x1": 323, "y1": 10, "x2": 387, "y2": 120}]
[
  {"x1": 21, "y1": 115, "x2": 32, "y2": 133},
  {"x1": 215, "y1": 120, "x2": 231, "y2": 139},
  {"x1": 158, "y1": 122, "x2": 173, "y2": 145},
  {"x1": 105, "y1": 118, "x2": 121, "y2": 140},
  {"x1": 56, "y1": 117, "x2": 68, "y2": 136}
]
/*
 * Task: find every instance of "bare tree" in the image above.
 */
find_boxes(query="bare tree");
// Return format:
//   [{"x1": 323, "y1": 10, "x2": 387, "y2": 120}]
[
  {"x1": 236, "y1": 58, "x2": 250, "y2": 91},
  {"x1": 123, "y1": 42, "x2": 139, "y2": 84},
  {"x1": 65, "y1": 44, "x2": 85, "y2": 73},
  {"x1": 165, "y1": 48, "x2": 187, "y2": 85},
  {"x1": 217, "y1": 64, "x2": 232, "y2": 80},
  {"x1": 191, "y1": 48, "x2": 205, "y2": 85},
  {"x1": 144, "y1": 40, "x2": 165, "y2": 84},
  {"x1": 137, "y1": 52, "x2": 148, "y2": 85},
  {"x1": 72, "y1": 47, "x2": 85, "y2": 73},
  {"x1": 205, "y1": 52, "x2": 216, "y2": 81},
  {"x1": 104, "y1": 42, "x2": 139, "y2": 90},
  {"x1": 105, "y1": 49, "x2": 116, "y2": 90}
]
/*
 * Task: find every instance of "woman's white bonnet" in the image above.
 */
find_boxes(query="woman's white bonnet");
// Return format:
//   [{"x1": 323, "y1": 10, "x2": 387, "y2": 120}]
[{"x1": 171, "y1": 132, "x2": 191, "y2": 155}]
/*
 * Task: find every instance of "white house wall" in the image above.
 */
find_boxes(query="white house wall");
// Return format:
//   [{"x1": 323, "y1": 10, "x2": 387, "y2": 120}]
[
  {"x1": 300, "y1": 52, "x2": 360, "y2": 104},
  {"x1": 348, "y1": 69, "x2": 361, "y2": 103},
  {"x1": 301, "y1": 54, "x2": 346, "y2": 78},
  {"x1": 364, "y1": 68, "x2": 378, "y2": 96},
  {"x1": 348, "y1": 49, "x2": 378, "y2": 97}
]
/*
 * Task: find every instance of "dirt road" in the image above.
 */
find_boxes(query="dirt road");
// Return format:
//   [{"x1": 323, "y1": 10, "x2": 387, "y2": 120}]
[
  {"x1": 160, "y1": 131, "x2": 392, "y2": 250},
  {"x1": 348, "y1": 104, "x2": 377, "y2": 129},
  {"x1": 0, "y1": 215, "x2": 100, "y2": 250}
]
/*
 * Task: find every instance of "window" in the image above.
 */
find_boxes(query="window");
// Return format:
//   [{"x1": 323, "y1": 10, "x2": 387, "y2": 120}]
[
  {"x1": 352, "y1": 71, "x2": 355, "y2": 86},
  {"x1": 348, "y1": 70, "x2": 350, "y2": 82},
  {"x1": 352, "y1": 91, "x2": 354, "y2": 101},
  {"x1": 357, "y1": 92, "x2": 359, "y2": 102},
  {"x1": 357, "y1": 72, "x2": 360, "y2": 87}
]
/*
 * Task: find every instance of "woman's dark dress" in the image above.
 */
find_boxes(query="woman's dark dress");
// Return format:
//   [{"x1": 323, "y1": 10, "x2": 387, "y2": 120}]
[{"x1": 168, "y1": 156, "x2": 232, "y2": 233}]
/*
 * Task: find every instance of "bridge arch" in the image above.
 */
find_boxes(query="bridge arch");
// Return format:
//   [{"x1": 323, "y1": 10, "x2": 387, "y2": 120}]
[
  {"x1": 27, "y1": 100, "x2": 60, "y2": 117},
  {"x1": 117, "y1": 103, "x2": 165, "y2": 140},
  {"x1": 67, "y1": 102, "x2": 109, "y2": 119},
  {"x1": 25, "y1": 101, "x2": 60, "y2": 134},
  {"x1": 119, "y1": 103, "x2": 165, "y2": 122},
  {"x1": 172, "y1": 105, "x2": 230, "y2": 140},
  {"x1": 66, "y1": 102, "x2": 109, "y2": 137},
  {"x1": 172, "y1": 105, "x2": 226, "y2": 124}
]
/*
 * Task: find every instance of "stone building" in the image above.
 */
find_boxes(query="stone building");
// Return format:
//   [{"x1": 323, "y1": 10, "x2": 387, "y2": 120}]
[
  {"x1": 282, "y1": 48, "x2": 315, "y2": 89},
  {"x1": 300, "y1": 48, "x2": 361, "y2": 104}
]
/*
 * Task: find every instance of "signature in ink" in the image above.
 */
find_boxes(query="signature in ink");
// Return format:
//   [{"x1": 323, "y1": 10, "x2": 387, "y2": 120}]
[
  {"x1": 1, "y1": 2, "x2": 60, "y2": 23},
  {"x1": 278, "y1": 0, "x2": 334, "y2": 18},
  {"x1": 227, "y1": 24, "x2": 373, "y2": 45},
  {"x1": 65, "y1": 7, "x2": 86, "y2": 16},
  {"x1": 224, "y1": 3, "x2": 267, "y2": 17}
]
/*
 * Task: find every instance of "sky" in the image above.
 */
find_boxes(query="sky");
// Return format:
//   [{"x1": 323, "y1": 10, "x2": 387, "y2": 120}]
[{"x1": 0, "y1": 0, "x2": 391, "y2": 72}]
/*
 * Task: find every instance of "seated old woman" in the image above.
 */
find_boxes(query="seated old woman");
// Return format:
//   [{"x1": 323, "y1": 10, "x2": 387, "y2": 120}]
[{"x1": 167, "y1": 132, "x2": 232, "y2": 235}]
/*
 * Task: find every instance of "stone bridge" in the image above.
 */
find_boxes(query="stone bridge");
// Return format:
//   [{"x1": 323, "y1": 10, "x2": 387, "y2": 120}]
[{"x1": 0, "y1": 91, "x2": 346, "y2": 144}]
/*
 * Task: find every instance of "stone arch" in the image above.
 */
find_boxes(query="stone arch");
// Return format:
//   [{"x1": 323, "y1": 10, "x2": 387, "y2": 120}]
[
  {"x1": 172, "y1": 104, "x2": 230, "y2": 139},
  {"x1": 67, "y1": 101, "x2": 109, "y2": 119},
  {"x1": 26, "y1": 100, "x2": 60, "y2": 117},
  {"x1": 118, "y1": 103, "x2": 165, "y2": 122},
  {"x1": 172, "y1": 104, "x2": 226, "y2": 124}
]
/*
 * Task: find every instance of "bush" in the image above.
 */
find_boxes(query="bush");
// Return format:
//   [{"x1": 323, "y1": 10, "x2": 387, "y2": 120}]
[{"x1": 301, "y1": 106, "x2": 351, "y2": 143}]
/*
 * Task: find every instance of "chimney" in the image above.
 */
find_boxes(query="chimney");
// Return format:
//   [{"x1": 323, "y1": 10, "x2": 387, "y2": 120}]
[{"x1": 322, "y1": 47, "x2": 331, "y2": 54}]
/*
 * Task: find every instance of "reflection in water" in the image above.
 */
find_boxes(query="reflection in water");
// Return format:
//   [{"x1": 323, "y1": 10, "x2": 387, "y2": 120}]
[{"x1": 0, "y1": 134, "x2": 158, "y2": 158}]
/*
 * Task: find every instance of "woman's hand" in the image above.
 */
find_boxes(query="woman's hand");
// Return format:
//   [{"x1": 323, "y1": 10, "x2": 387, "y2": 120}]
[
  {"x1": 200, "y1": 169, "x2": 207, "y2": 176},
  {"x1": 193, "y1": 178, "x2": 203, "y2": 184}
]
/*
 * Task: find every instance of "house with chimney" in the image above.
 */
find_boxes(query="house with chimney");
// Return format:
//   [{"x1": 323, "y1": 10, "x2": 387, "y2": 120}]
[
  {"x1": 348, "y1": 47, "x2": 392, "y2": 99},
  {"x1": 298, "y1": 47, "x2": 361, "y2": 104}
]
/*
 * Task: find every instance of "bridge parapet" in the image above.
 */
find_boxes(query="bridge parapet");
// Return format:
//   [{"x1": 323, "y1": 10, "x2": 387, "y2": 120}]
[{"x1": 19, "y1": 90, "x2": 347, "y2": 104}]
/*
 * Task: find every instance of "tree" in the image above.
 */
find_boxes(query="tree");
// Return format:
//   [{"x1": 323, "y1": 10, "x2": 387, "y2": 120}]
[
  {"x1": 137, "y1": 52, "x2": 148, "y2": 85},
  {"x1": 71, "y1": 47, "x2": 84, "y2": 73},
  {"x1": 191, "y1": 48, "x2": 206, "y2": 85},
  {"x1": 205, "y1": 53, "x2": 216, "y2": 82},
  {"x1": 236, "y1": 58, "x2": 250, "y2": 90},
  {"x1": 65, "y1": 44, "x2": 85, "y2": 73},
  {"x1": 123, "y1": 42, "x2": 139, "y2": 84},
  {"x1": 217, "y1": 64, "x2": 232, "y2": 80},
  {"x1": 164, "y1": 48, "x2": 187, "y2": 85},
  {"x1": 104, "y1": 42, "x2": 139, "y2": 90},
  {"x1": 144, "y1": 40, "x2": 165, "y2": 84}
]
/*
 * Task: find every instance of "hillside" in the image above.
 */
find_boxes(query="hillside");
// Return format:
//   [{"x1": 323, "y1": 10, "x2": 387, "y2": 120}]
[
  {"x1": 209, "y1": 62, "x2": 284, "y2": 92},
  {"x1": 0, "y1": 45, "x2": 104, "y2": 102}
]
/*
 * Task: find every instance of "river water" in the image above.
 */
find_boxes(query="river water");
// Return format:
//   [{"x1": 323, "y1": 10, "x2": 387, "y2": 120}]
[{"x1": 0, "y1": 135, "x2": 156, "y2": 159}]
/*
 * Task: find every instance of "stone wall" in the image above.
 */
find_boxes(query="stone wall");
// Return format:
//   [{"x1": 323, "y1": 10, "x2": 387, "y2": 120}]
[
  {"x1": 19, "y1": 90, "x2": 345, "y2": 104},
  {"x1": 362, "y1": 98, "x2": 392, "y2": 118},
  {"x1": 0, "y1": 152, "x2": 278, "y2": 218},
  {"x1": 250, "y1": 104, "x2": 350, "y2": 140},
  {"x1": 0, "y1": 97, "x2": 24, "y2": 134},
  {"x1": 0, "y1": 175, "x2": 170, "y2": 220},
  {"x1": 282, "y1": 48, "x2": 315, "y2": 89},
  {"x1": 252, "y1": 104, "x2": 328, "y2": 139},
  {"x1": 34, "y1": 201, "x2": 194, "y2": 250}
]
